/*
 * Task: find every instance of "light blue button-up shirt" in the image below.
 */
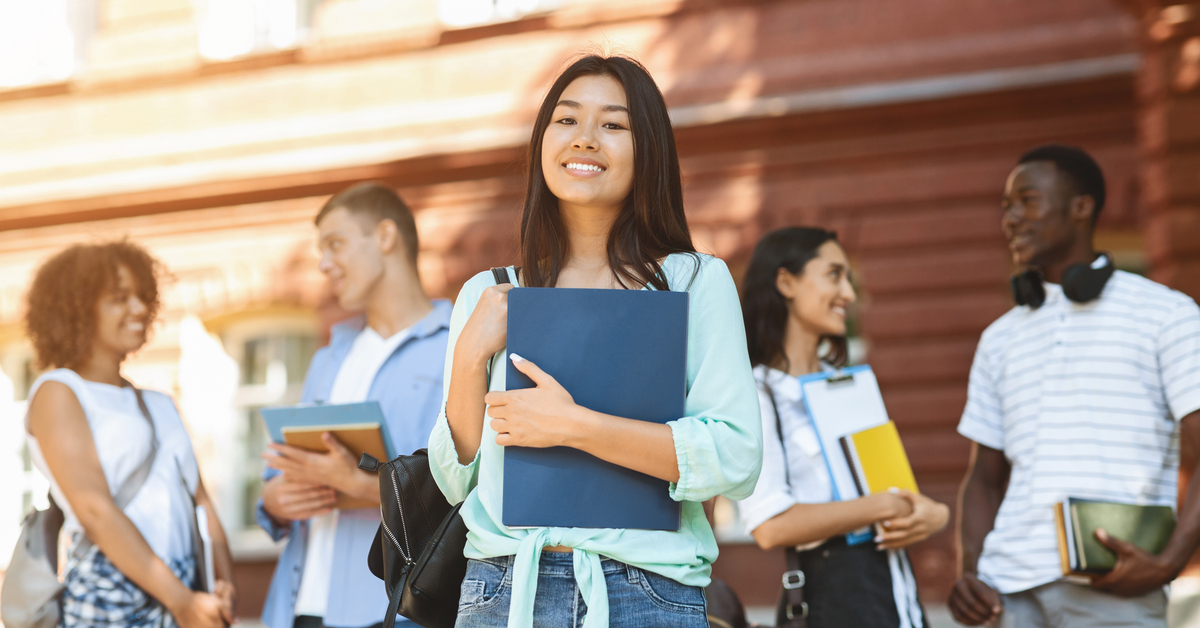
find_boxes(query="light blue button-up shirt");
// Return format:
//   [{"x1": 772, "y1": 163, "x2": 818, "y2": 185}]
[{"x1": 257, "y1": 300, "x2": 451, "y2": 628}]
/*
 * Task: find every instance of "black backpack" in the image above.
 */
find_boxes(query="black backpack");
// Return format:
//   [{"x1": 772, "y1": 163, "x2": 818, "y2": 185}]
[{"x1": 362, "y1": 449, "x2": 469, "y2": 628}]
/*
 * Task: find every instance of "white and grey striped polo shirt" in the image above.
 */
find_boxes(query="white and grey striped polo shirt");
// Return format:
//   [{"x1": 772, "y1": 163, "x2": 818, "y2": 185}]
[{"x1": 958, "y1": 270, "x2": 1200, "y2": 594}]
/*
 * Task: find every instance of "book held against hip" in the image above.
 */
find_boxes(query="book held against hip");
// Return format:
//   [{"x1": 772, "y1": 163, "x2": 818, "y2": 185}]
[
  {"x1": 1054, "y1": 497, "x2": 1175, "y2": 577},
  {"x1": 838, "y1": 421, "x2": 919, "y2": 497},
  {"x1": 503, "y1": 286, "x2": 688, "y2": 531},
  {"x1": 280, "y1": 422, "x2": 389, "y2": 510}
]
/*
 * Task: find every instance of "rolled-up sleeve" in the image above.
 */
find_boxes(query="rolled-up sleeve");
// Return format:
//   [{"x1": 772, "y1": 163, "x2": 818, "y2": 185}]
[
  {"x1": 667, "y1": 257, "x2": 763, "y2": 503},
  {"x1": 428, "y1": 272, "x2": 489, "y2": 505},
  {"x1": 737, "y1": 386, "x2": 797, "y2": 533}
]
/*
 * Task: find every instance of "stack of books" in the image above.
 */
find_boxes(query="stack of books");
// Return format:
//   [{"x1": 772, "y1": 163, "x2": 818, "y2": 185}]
[{"x1": 1053, "y1": 497, "x2": 1175, "y2": 576}]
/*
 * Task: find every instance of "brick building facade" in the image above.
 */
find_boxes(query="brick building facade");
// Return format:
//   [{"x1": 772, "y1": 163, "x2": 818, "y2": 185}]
[{"x1": 0, "y1": 0, "x2": 1191, "y2": 619}]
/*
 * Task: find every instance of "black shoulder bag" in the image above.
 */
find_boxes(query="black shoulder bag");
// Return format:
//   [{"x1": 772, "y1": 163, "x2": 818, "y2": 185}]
[
  {"x1": 764, "y1": 384, "x2": 809, "y2": 628},
  {"x1": 363, "y1": 266, "x2": 518, "y2": 628}
]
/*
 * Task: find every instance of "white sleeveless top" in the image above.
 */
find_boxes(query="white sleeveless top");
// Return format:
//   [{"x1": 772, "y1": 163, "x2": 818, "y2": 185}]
[{"x1": 25, "y1": 369, "x2": 200, "y2": 563}]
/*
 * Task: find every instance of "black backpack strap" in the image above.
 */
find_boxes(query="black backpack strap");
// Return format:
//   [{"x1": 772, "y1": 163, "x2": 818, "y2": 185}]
[
  {"x1": 490, "y1": 266, "x2": 520, "y2": 285},
  {"x1": 764, "y1": 381, "x2": 808, "y2": 627},
  {"x1": 383, "y1": 576, "x2": 404, "y2": 628}
]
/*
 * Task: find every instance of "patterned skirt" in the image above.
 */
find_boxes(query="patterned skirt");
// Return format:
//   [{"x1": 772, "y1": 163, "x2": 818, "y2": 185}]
[{"x1": 61, "y1": 543, "x2": 196, "y2": 628}]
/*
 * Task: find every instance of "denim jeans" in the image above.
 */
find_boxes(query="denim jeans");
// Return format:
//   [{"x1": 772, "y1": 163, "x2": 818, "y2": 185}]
[{"x1": 455, "y1": 552, "x2": 708, "y2": 628}]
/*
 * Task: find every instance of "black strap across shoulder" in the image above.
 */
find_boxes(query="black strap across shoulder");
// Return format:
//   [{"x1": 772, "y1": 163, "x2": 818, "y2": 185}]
[
  {"x1": 764, "y1": 382, "x2": 809, "y2": 627},
  {"x1": 491, "y1": 266, "x2": 519, "y2": 285}
]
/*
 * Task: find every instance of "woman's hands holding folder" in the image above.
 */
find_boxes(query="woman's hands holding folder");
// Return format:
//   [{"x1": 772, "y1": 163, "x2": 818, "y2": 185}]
[
  {"x1": 485, "y1": 354, "x2": 579, "y2": 449},
  {"x1": 446, "y1": 283, "x2": 514, "y2": 464},
  {"x1": 459, "y1": 284, "x2": 514, "y2": 364},
  {"x1": 486, "y1": 354, "x2": 682, "y2": 483}
]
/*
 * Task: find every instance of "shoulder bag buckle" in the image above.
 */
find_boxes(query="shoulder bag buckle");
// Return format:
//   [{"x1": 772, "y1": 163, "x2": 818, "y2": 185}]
[
  {"x1": 781, "y1": 569, "x2": 805, "y2": 589},
  {"x1": 786, "y1": 601, "x2": 810, "y2": 620}
]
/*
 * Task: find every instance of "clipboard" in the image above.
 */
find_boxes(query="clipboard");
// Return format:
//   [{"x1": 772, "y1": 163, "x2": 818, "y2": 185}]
[{"x1": 797, "y1": 364, "x2": 890, "y2": 545}]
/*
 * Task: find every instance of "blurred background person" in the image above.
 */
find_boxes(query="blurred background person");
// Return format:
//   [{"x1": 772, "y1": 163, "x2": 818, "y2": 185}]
[
  {"x1": 738, "y1": 226, "x2": 949, "y2": 628},
  {"x1": 949, "y1": 145, "x2": 1200, "y2": 627},
  {"x1": 23, "y1": 241, "x2": 236, "y2": 628},
  {"x1": 256, "y1": 183, "x2": 450, "y2": 628}
]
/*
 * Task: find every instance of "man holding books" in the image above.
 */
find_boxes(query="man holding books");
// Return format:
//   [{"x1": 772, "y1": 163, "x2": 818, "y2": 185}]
[
  {"x1": 256, "y1": 183, "x2": 451, "y2": 628},
  {"x1": 949, "y1": 145, "x2": 1200, "y2": 627}
]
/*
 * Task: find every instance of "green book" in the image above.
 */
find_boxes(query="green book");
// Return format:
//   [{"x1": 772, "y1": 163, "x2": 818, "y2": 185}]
[{"x1": 1061, "y1": 498, "x2": 1175, "y2": 574}]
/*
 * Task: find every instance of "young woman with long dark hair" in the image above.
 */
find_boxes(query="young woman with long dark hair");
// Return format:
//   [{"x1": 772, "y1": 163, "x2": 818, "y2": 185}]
[
  {"x1": 23, "y1": 241, "x2": 235, "y2": 627},
  {"x1": 737, "y1": 227, "x2": 949, "y2": 628},
  {"x1": 427, "y1": 55, "x2": 762, "y2": 628}
]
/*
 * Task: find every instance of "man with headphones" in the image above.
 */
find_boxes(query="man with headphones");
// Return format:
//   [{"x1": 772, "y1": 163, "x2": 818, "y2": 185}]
[{"x1": 948, "y1": 145, "x2": 1200, "y2": 627}]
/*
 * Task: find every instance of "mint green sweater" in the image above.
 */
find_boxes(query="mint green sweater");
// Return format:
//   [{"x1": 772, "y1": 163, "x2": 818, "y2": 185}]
[{"x1": 428, "y1": 253, "x2": 762, "y2": 628}]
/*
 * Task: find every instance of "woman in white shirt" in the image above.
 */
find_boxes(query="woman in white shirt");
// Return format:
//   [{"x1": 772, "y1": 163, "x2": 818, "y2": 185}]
[
  {"x1": 23, "y1": 241, "x2": 235, "y2": 628},
  {"x1": 737, "y1": 227, "x2": 949, "y2": 628}
]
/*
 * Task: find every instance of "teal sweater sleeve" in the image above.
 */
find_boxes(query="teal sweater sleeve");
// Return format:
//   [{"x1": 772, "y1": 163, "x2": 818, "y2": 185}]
[{"x1": 667, "y1": 256, "x2": 763, "y2": 502}]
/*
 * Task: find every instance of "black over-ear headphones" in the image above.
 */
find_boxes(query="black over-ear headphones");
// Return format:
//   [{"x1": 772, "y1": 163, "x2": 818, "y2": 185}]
[{"x1": 1010, "y1": 253, "x2": 1115, "y2": 308}]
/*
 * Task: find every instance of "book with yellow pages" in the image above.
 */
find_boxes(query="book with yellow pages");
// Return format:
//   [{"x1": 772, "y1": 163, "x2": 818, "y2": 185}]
[
  {"x1": 838, "y1": 421, "x2": 919, "y2": 497},
  {"x1": 1053, "y1": 497, "x2": 1175, "y2": 577},
  {"x1": 282, "y1": 422, "x2": 388, "y2": 510}
]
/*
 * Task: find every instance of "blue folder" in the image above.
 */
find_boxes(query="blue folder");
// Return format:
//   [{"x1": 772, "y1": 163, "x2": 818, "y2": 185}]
[
  {"x1": 260, "y1": 401, "x2": 398, "y2": 460},
  {"x1": 503, "y1": 287, "x2": 688, "y2": 530}
]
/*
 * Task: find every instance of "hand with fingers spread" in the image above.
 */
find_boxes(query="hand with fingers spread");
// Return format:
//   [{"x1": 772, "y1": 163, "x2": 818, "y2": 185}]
[
  {"x1": 948, "y1": 572, "x2": 1003, "y2": 626},
  {"x1": 260, "y1": 473, "x2": 337, "y2": 525},
  {"x1": 485, "y1": 354, "x2": 581, "y2": 449},
  {"x1": 875, "y1": 489, "x2": 950, "y2": 550},
  {"x1": 1089, "y1": 528, "x2": 1176, "y2": 597}
]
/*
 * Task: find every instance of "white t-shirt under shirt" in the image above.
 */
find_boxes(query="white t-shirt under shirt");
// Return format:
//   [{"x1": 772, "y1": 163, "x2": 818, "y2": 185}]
[
  {"x1": 294, "y1": 324, "x2": 411, "y2": 618},
  {"x1": 958, "y1": 271, "x2": 1200, "y2": 594},
  {"x1": 24, "y1": 369, "x2": 200, "y2": 566}
]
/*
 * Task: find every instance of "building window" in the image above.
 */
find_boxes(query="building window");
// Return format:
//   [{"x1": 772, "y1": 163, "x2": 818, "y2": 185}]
[
  {"x1": 438, "y1": 0, "x2": 564, "y2": 28},
  {"x1": 219, "y1": 324, "x2": 316, "y2": 533},
  {"x1": 0, "y1": 0, "x2": 95, "y2": 88},
  {"x1": 197, "y1": 0, "x2": 321, "y2": 61}
]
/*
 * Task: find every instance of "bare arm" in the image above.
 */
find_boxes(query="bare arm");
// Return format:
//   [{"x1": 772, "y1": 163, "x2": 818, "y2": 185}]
[
  {"x1": 28, "y1": 382, "x2": 228, "y2": 628},
  {"x1": 446, "y1": 284, "x2": 513, "y2": 465},
  {"x1": 562, "y1": 408, "x2": 679, "y2": 482},
  {"x1": 751, "y1": 492, "x2": 912, "y2": 550},
  {"x1": 948, "y1": 442, "x2": 1010, "y2": 626}
]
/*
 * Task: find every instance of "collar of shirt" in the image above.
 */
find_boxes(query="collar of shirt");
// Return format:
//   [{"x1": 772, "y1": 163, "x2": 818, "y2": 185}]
[
  {"x1": 757, "y1": 364, "x2": 802, "y2": 404},
  {"x1": 329, "y1": 299, "x2": 452, "y2": 347}
]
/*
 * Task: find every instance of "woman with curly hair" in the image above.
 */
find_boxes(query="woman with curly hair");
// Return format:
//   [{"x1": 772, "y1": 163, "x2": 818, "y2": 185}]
[{"x1": 23, "y1": 241, "x2": 236, "y2": 628}]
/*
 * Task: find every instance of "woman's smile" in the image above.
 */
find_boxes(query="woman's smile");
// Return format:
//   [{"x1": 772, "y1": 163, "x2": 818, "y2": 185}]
[{"x1": 563, "y1": 157, "x2": 607, "y2": 176}]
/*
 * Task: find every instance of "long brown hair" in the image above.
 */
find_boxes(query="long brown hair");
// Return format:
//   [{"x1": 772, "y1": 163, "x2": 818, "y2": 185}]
[
  {"x1": 518, "y1": 55, "x2": 695, "y2": 290},
  {"x1": 741, "y1": 227, "x2": 849, "y2": 371}
]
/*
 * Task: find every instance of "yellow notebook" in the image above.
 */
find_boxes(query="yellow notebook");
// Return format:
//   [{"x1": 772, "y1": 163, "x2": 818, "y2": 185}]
[
  {"x1": 838, "y1": 421, "x2": 919, "y2": 496},
  {"x1": 281, "y1": 422, "x2": 387, "y2": 510}
]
